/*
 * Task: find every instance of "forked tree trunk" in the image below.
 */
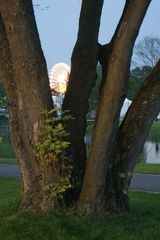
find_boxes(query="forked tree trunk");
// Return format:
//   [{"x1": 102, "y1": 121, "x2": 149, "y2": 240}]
[
  {"x1": 62, "y1": 0, "x2": 104, "y2": 200},
  {"x1": 105, "y1": 60, "x2": 160, "y2": 212},
  {"x1": 0, "y1": 1, "x2": 59, "y2": 212},
  {"x1": 77, "y1": 0, "x2": 151, "y2": 214}
]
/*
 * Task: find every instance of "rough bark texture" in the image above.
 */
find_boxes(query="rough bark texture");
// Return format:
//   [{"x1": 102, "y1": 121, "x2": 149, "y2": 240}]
[
  {"x1": 77, "y1": 0, "x2": 151, "y2": 214},
  {"x1": 62, "y1": 0, "x2": 104, "y2": 200},
  {"x1": 0, "y1": 0, "x2": 58, "y2": 212},
  {"x1": 105, "y1": 60, "x2": 160, "y2": 212}
]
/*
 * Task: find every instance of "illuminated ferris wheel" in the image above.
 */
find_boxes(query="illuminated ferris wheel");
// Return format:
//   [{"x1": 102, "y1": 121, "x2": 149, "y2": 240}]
[{"x1": 49, "y1": 63, "x2": 70, "y2": 95}]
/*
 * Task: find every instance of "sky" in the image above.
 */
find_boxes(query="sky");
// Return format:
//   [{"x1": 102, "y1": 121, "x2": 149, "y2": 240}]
[{"x1": 33, "y1": 0, "x2": 160, "y2": 72}]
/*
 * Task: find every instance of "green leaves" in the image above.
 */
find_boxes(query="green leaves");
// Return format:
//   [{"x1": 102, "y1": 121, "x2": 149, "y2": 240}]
[
  {"x1": 43, "y1": 177, "x2": 72, "y2": 200},
  {"x1": 36, "y1": 108, "x2": 73, "y2": 201}
]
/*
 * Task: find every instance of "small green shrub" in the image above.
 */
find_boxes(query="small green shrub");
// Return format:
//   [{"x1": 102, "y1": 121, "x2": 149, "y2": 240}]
[
  {"x1": 36, "y1": 109, "x2": 73, "y2": 201},
  {"x1": 148, "y1": 122, "x2": 160, "y2": 143}
]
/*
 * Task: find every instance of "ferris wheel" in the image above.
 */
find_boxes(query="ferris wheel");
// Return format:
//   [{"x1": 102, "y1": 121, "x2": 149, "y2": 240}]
[{"x1": 49, "y1": 63, "x2": 70, "y2": 95}]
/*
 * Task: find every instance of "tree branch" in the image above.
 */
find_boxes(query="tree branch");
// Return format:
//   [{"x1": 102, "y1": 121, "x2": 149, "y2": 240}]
[
  {"x1": 77, "y1": 0, "x2": 152, "y2": 213},
  {"x1": 0, "y1": 13, "x2": 14, "y2": 95},
  {"x1": 98, "y1": 0, "x2": 134, "y2": 89},
  {"x1": 118, "y1": 59, "x2": 160, "y2": 171}
]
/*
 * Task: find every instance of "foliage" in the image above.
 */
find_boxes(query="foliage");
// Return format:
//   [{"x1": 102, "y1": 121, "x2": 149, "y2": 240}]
[
  {"x1": 36, "y1": 109, "x2": 73, "y2": 201},
  {"x1": 127, "y1": 66, "x2": 152, "y2": 100},
  {"x1": 33, "y1": 2, "x2": 49, "y2": 11},
  {"x1": 133, "y1": 35, "x2": 160, "y2": 67},
  {"x1": 86, "y1": 123, "x2": 94, "y2": 135},
  {"x1": 88, "y1": 64, "x2": 102, "y2": 111},
  {"x1": 147, "y1": 122, "x2": 160, "y2": 143},
  {"x1": 0, "y1": 80, "x2": 8, "y2": 109},
  {"x1": 0, "y1": 178, "x2": 160, "y2": 240},
  {"x1": 88, "y1": 64, "x2": 152, "y2": 107}
]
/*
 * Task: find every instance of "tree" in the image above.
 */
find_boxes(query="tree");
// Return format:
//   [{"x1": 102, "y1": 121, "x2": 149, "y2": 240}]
[
  {"x1": 62, "y1": 0, "x2": 104, "y2": 201},
  {"x1": 134, "y1": 35, "x2": 160, "y2": 67},
  {"x1": 0, "y1": 1, "x2": 58, "y2": 212},
  {"x1": 1, "y1": 0, "x2": 160, "y2": 215},
  {"x1": 107, "y1": 60, "x2": 160, "y2": 212},
  {"x1": 127, "y1": 65, "x2": 152, "y2": 100},
  {"x1": 76, "y1": 0, "x2": 152, "y2": 213}
]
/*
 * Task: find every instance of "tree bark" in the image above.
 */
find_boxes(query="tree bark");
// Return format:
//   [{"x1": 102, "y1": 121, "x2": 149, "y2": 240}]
[
  {"x1": 0, "y1": 0, "x2": 59, "y2": 212},
  {"x1": 98, "y1": 0, "x2": 131, "y2": 80},
  {"x1": 77, "y1": 0, "x2": 151, "y2": 214},
  {"x1": 62, "y1": 0, "x2": 104, "y2": 200},
  {"x1": 105, "y1": 60, "x2": 160, "y2": 212}
]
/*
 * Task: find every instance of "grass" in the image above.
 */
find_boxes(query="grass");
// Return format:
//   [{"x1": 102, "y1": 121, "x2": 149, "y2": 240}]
[
  {"x1": 0, "y1": 141, "x2": 15, "y2": 159},
  {"x1": 0, "y1": 157, "x2": 17, "y2": 164},
  {"x1": 0, "y1": 178, "x2": 160, "y2": 239},
  {"x1": 0, "y1": 140, "x2": 16, "y2": 164},
  {"x1": 0, "y1": 178, "x2": 21, "y2": 215},
  {"x1": 134, "y1": 163, "x2": 160, "y2": 175}
]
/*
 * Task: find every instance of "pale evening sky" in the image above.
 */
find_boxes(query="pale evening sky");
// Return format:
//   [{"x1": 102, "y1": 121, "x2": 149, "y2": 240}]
[{"x1": 33, "y1": 0, "x2": 160, "y2": 71}]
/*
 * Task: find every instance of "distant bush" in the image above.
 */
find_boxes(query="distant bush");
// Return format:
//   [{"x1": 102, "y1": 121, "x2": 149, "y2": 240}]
[{"x1": 147, "y1": 122, "x2": 160, "y2": 143}]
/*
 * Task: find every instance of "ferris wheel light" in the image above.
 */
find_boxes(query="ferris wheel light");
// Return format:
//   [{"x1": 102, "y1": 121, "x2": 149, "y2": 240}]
[{"x1": 49, "y1": 63, "x2": 70, "y2": 94}]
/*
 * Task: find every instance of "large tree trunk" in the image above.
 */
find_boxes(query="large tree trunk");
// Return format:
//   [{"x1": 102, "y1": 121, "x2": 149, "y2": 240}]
[
  {"x1": 62, "y1": 0, "x2": 104, "y2": 201},
  {"x1": 77, "y1": 0, "x2": 151, "y2": 214},
  {"x1": 0, "y1": 0, "x2": 59, "y2": 212},
  {"x1": 105, "y1": 60, "x2": 160, "y2": 212}
]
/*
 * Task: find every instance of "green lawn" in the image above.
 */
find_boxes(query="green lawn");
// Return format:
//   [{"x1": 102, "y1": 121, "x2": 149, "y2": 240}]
[
  {"x1": 0, "y1": 142, "x2": 15, "y2": 159},
  {"x1": 0, "y1": 157, "x2": 17, "y2": 164},
  {"x1": 134, "y1": 163, "x2": 160, "y2": 175},
  {"x1": 0, "y1": 178, "x2": 160, "y2": 240}
]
